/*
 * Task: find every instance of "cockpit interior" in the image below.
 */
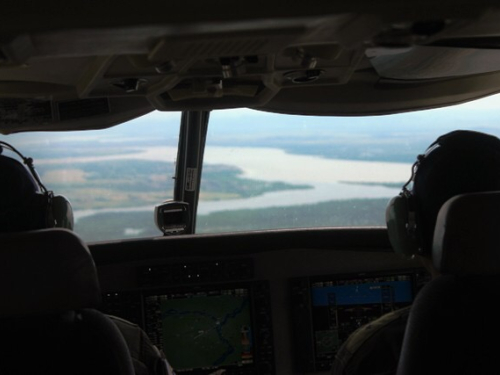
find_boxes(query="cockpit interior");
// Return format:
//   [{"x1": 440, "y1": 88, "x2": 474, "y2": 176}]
[{"x1": 2, "y1": 1, "x2": 500, "y2": 374}]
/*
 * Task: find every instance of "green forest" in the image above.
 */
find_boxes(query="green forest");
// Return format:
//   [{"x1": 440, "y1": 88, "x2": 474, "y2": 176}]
[{"x1": 76, "y1": 198, "x2": 389, "y2": 242}]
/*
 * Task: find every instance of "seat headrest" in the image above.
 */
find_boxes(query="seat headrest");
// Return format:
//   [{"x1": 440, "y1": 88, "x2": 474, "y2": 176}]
[
  {"x1": 433, "y1": 191, "x2": 500, "y2": 276},
  {"x1": 0, "y1": 228, "x2": 101, "y2": 317}
]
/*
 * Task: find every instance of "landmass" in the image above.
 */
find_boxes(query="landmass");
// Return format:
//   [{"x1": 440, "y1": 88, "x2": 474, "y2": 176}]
[{"x1": 75, "y1": 198, "x2": 389, "y2": 241}]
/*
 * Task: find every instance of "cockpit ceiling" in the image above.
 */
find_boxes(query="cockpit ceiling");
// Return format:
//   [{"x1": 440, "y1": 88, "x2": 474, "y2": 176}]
[{"x1": 2, "y1": 1, "x2": 500, "y2": 133}]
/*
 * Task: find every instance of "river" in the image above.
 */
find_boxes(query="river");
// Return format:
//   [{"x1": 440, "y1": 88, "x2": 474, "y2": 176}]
[{"x1": 50, "y1": 146, "x2": 411, "y2": 222}]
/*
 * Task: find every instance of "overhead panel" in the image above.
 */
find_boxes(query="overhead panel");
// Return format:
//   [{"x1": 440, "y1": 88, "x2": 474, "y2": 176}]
[{"x1": 2, "y1": 4, "x2": 500, "y2": 131}]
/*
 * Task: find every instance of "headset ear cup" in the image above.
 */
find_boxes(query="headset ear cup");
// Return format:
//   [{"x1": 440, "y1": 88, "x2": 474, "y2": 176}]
[
  {"x1": 51, "y1": 195, "x2": 74, "y2": 230},
  {"x1": 386, "y1": 195, "x2": 419, "y2": 256}
]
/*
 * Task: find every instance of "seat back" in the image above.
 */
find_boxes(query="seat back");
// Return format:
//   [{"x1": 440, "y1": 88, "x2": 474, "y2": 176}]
[
  {"x1": 0, "y1": 228, "x2": 134, "y2": 375},
  {"x1": 396, "y1": 191, "x2": 500, "y2": 375}
]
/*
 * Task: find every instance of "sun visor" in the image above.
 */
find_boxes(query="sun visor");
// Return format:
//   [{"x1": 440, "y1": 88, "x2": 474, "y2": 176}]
[{"x1": 369, "y1": 46, "x2": 500, "y2": 80}]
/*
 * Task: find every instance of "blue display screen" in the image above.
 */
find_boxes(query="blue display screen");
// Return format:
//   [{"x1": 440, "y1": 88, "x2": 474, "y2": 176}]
[{"x1": 311, "y1": 278, "x2": 413, "y2": 306}]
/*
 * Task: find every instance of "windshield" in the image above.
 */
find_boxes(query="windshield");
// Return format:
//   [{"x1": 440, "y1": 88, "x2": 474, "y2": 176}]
[
  {"x1": 196, "y1": 95, "x2": 500, "y2": 233},
  {"x1": 2, "y1": 95, "x2": 500, "y2": 242},
  {"x1": 2, "y1": 112, "x2": 181, "y2": 242}
]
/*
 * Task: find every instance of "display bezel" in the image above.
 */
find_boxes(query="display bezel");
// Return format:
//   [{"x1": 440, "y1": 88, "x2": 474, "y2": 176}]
[
  {"x1": 290, "y1": 269, "x2": 426, "y2": 372},
  {"x1": 143, "y1": 280, "x2": 274, "y2": 375}
]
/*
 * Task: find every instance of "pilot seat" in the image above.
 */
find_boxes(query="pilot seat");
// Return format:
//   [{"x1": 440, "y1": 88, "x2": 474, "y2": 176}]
[{"x1": 0, "y1": 228, "x2": 135, "y2": 375}]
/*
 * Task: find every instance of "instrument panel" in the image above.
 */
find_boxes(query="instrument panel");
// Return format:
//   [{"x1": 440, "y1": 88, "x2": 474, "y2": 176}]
[{"x1": 96, "y1": 243, "x2": 426, "y2": 375}]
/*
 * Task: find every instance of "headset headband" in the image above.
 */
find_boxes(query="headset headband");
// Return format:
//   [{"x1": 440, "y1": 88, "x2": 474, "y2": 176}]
[
  {"x1": 0, "y1": 141, "x2": 49, "y2": 195},
  {"x1": 0, "y1": 140, "x2": 74, "y2": 231}
]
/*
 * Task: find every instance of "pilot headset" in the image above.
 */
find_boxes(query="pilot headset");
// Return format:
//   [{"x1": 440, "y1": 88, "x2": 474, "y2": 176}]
[
  {"x1": 0, "y1": 141, "x2": 74, "y2": 231},
  {"x1": 385, "y1": 149, "x2": 429, "y2": 257},
  {"x1": 385, "y1": 130, "x2": 500, "y2": 257}
]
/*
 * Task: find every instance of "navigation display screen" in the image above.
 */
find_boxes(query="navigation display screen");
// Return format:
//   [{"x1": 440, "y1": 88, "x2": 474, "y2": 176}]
[
  {"x1": 151, "y1": 289, "x2": 253, "y2": 370},
  {"x1": 144, "y1": 282, "x2": 273, "y2": 375}
]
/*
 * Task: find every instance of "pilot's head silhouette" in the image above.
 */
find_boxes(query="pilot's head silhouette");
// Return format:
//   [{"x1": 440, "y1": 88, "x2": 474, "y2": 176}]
[
  {"x1": 0, "y1": 141, "x2": 73, "y2": 233},
  {"x1": 386, "y1": 130, "x2": 500, "y2": 263}
]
